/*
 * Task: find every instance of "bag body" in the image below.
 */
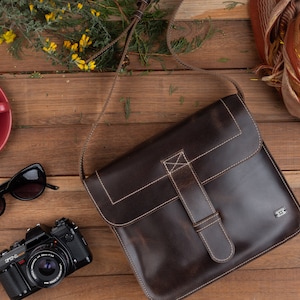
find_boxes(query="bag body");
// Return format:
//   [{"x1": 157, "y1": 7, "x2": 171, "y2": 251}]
[{"x1": 83, "y1": 94, "x2": 300, "y2": 300}]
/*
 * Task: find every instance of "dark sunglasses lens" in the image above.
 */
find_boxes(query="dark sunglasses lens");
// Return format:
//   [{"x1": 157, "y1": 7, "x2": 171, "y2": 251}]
[
  {"x1": 0, "y1": 197, "x2": 6, "y2": 216},
  {"x1": 11, "y1": 168, "x2": 46, "y2": 200}
]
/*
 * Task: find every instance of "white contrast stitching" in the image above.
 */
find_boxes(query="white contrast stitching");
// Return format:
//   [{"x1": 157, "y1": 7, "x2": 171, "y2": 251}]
[
  {"x1": 95, "y1": 96, "x2": 262, "y2": 205},
  {"x1": 84, "y1": 176, "x2": 179, "y2": 225},
  {"x1": 200, "y1": 96, "x2": 262, "y2": 184},
  {"x1": 199, "y1": 219, "x2": 235, "y2": 263},
  {"x1": 194, "y1": 212, "x2": 219, "y2": 227},
  {"x1": 162, "y1": 151, "x2": 216, "y2": 223},
  {"x1": 262, "y1": 144, "x2": 300, "y2": 209},
  {"x1": 162, "y1": 152, "x2": 197, "y2": 223},
  {"x1": 186, "y1": 157, "x2": 215, "y2": 213},
  {"x1": 180, "y1": 228, "x2": 300, "y2": 300},
  {"x1": 164, "y1": 151, "x2": 187, "y2": 172},
  {"x1": 195, "y1": 218, "x2": 220, "y2": 232},
  {"x1": 97, "y1": 169, "x2": 169, "y2": 205},
  {"x1": 162, "y1": 150, "x2": 236, "y2": 263}
]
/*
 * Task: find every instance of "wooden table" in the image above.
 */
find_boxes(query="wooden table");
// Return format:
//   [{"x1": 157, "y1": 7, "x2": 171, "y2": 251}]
[{"x1": 0, "y1": 1, "x2": 299, "y2": 299}]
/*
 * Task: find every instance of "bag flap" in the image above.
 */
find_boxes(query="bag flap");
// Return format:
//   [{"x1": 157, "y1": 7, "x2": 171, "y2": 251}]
[{"x1": 84, "y1": 94, "x2": 262, "y2": 226}]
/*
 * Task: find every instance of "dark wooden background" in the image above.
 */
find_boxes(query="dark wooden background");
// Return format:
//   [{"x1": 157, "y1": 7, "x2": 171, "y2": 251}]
[{"x1": 0, "y1": 1, "x2": 299, "y2": 299}]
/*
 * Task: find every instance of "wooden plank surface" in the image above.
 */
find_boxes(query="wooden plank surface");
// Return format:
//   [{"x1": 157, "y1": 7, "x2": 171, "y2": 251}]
[
  {"x1": 0, "y1": 0, "x2": 300, "y2": 299},
  {"x1": 0, "y1": 19, "x2": 258, "y2": 72}
]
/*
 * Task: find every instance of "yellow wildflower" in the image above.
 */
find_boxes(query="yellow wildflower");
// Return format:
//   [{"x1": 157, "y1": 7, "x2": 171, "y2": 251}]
[
  {"x1": 0, "y1": 37, "x2": 4, "y2": 45},
  {"x1": 79, "y1": 34, "x2": 92, "y2": 52},
  {"x1": 73, "y1": 55, "x2": 85, "y2": 65},
  {"x1": 91, "y1": 9, "x2": 100, "y2": 17},
  {"x1": 71, "y1": 42, "x2": 79, "y2": 52},
  {"x1": 71, "y1": 53, "x2": 79, "y2": 61},
  {"x1": 71, "y1": 54, "x2": 95, "y2": 71},
  {"x1": 88, "y1": 60, "x2": 96, "y2": 71},
  {"x1": 78, "y1": 64, "x2": 89, "y2": 71},
  {"x1": 67, "y1": 3, "x2": 71, "y2": 11},
  {"x1": 42, "y1": 39, "x2": 57, "y2": 54},
  {"x1": 71, "y1": 53, "x2": 86, "y2": 69},
  {"x1": 29, "y1": 3, "x2": 34, "y2": 12},
  {"x1": 2, "y1": 30, "x2": 17, "y2": 44},
  {"x1": 45, "y1": 12, "x2": 56, "y2": 22},
  {"x1": 63, "y1": 40, "x2": 72, "y2": 50},
  {"x1": 77, "y1": 3, "x2": 83, "y2": 10}
]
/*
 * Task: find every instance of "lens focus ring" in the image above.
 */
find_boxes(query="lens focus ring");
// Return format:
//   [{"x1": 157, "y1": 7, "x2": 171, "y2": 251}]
[{"x1": 27, "y1": 249, "x2": 67, "y2": 288}]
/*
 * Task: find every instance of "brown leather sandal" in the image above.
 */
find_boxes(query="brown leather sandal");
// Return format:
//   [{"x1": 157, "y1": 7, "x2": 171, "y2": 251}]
[{"x1": 249, "y1": 0, "x2": 300, "y2": 118}]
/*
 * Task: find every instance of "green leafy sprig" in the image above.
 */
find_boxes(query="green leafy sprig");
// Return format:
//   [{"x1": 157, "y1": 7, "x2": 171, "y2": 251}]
[
  {"x1": 0, "y1": 0, "x2": 219, "y2": 71},
  {"x1": 0, "y1": 0, "x2": 169, "y2": 71}
]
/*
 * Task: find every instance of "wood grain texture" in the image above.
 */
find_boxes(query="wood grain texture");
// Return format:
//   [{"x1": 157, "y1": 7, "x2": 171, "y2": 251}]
[{"x1": 0, "y1": 0, "x2": 299, "y2": 299}]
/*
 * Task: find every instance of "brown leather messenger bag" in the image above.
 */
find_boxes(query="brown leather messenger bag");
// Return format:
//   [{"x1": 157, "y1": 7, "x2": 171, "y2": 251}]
[{"x1": 79, "y1": 1, "x2": 300, "y2": 299}]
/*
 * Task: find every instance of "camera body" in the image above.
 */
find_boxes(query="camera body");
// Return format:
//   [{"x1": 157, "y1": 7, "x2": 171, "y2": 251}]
[{"x1": 0, "y1": 218, "x2": 92, "y2": 299}]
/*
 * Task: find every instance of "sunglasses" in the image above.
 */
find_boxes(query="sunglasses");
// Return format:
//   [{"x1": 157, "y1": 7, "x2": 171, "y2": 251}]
[{"x1": 0, "y1": 163, "x2": 59, "y2": 216}]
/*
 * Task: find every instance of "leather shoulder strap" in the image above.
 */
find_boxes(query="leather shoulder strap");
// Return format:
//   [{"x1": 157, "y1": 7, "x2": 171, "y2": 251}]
[
  {"x1": 79, "y1": 0, "x2": 244, "y2": 180},
  {"x1": 166, "y1": 1, "x2": 244, "y2": 97},
  {"x1": 79, "y1": 0, "x2": 152, "y2": 179}
]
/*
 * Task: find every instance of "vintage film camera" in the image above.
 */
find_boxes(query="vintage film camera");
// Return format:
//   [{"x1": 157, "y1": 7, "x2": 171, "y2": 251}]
[{"x1": 0, "y1": 218, "x2": 92, "y2": 299}]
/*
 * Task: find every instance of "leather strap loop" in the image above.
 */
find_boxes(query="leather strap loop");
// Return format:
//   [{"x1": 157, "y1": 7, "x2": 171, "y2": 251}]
[{"x1": 162, "y1": 150, "x2": 235, "y2": 263}]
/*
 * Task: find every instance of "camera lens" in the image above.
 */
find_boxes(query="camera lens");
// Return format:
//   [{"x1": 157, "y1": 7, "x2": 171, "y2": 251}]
[
  {"x1": 27, "y1": 248, "x2": 68, "y2": 288},
  {"x1": 38, "y1": 259, "x2": 57, "y2": 276}
]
